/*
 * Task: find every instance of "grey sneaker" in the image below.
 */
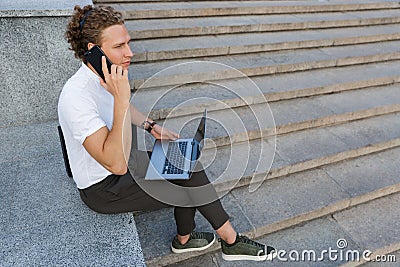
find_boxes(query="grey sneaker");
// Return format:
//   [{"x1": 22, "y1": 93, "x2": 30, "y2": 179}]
[
  {"x1": 171, "y1": 232, "x2": 216, "y2": 253},
  {"x1": 221, "y1": 234, "x2": 277, "y2": 261}
]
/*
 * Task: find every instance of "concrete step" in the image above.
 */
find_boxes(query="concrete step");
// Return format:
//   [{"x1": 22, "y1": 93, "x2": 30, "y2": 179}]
[
  {"x1": 139, "y1": 104, "x2": 400, "y2": 194},
  {"x1": 138, "y1": 84, "x2": 400, "y2": 148},
  {"x1": 188, "y1": 111, "x2": 400, "y2": 192},
  {"x1": 96, "y1": 0, "x2": 363, "y2": 3},
  {"x1": 96, "y1": 0, "x2": 322, "y2": 2},
  {"x1": 132, "y1": 24, "x2": 400, "y2": 62},
  {"x1": 0, "y1": 120, "x2": 61, "y2": 164},
  {"x1": 133, "y1": 60, "x2": 400, "y2": 121},
  {"x1": 96, "y1": 0, "x2": 223, "y2": 2},
  {"x1": 136, "y1": 102, "x2": 400, "y2": 194},
  {"x1": 130, "y1": 40, "x2": 400, "y2": 89},
  {"x1": 165, "y1": 191, "x2": 400, "y2": 266},
  {"x1": 136, "y1": 144, "x2": 400, "y2": 266},
  {"x1": 109, "y1": 1, "x2": 400, "y2": 20},
  {"x1": 127, "y1": 10, "x2": 400, "y2": 39}
]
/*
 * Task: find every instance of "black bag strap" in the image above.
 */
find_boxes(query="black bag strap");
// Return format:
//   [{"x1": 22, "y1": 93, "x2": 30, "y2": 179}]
[{"x1": 57, "y1": 125, "x2": 73, "y2": 178}]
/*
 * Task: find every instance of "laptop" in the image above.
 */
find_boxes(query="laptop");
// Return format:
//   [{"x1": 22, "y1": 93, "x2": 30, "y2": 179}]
[{"x1": 145, "y1": 110, "x2": 207, "y2": 180}]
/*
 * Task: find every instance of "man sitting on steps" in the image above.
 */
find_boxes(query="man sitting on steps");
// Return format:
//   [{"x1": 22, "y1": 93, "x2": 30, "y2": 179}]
[{"x1": 58, "y1": 4, "x2": 276, "y2": 262}]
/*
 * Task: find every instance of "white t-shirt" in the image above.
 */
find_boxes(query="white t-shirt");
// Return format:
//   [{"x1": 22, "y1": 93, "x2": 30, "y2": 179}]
[{"x1": 58, "y1": 63, "x2": 114, "y2": 189}]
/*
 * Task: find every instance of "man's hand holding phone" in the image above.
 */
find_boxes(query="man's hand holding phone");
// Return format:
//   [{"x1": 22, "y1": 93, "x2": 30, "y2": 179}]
[
  {"x1": 100, "y1": 56, "x2": 131, "y2": 103},
  {"x1": 84, "y1": 45, "x2": 130, "y2": 101}
]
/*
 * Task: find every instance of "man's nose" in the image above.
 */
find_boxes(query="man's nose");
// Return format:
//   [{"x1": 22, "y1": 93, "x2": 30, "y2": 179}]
[{"x1": 126, "y1": 45, "x2": 134, "y2": 58}]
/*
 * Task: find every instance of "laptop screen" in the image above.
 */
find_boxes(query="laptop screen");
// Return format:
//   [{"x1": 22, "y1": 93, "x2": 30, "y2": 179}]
[{"x1": 194, "y1": 110, "x2": 206, "y2": 147}]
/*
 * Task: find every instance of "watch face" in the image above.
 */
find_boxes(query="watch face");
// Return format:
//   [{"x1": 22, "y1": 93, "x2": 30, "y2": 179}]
[{"x1": 142, "y1": 120, "x2": 154, "y2": 132}]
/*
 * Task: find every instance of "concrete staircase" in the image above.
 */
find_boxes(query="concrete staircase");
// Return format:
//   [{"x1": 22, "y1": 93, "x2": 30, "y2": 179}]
[{"x1": 93, "y1": 0, "x2": 400, "y2": 265}]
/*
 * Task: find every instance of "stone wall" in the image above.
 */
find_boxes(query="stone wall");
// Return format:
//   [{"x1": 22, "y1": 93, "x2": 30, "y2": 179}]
[{"x1": 0, "y1": 0, "x2": 92, "y2": 127}]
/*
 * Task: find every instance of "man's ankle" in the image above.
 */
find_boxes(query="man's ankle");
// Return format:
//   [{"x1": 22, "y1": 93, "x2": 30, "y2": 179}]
[
  {"x1": 223, "y1": 233, "x2": 238, "y2": 245},
  {"x1": 177, "y1": 234, "x2": 190, "y2": 245}
]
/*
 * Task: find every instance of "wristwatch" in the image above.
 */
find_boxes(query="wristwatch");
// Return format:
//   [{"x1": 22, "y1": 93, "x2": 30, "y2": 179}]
[{"x1": 142, "y1": 120, "x2": 157, "y2": 133}]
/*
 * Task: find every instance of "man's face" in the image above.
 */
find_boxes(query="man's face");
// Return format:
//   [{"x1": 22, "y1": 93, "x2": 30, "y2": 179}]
[{"x1": 99, "y1": 24, "x2": 133, "y2": 70}]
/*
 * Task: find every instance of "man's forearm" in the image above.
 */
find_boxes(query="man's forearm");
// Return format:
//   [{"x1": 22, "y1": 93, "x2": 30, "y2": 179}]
[
  {"x1": 130, "y1": 104, "x2": 154, "y2": 127},
  {"x1": 102, "y1": 98, "x2": 131, "y2": 173},
  {"x1": 128, "y1": 103, "x2": 181, "y2": 141}
]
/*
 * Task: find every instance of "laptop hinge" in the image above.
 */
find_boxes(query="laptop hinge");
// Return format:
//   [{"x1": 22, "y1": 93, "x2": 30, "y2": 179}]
[{"x1": 189, "y1": 139, "x2": 198, "y2": 173}]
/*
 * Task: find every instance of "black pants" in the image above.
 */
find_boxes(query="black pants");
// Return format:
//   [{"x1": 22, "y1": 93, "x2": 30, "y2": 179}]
[{"x1": 79, "y1": 150, "x2": 229, "y2": 236}]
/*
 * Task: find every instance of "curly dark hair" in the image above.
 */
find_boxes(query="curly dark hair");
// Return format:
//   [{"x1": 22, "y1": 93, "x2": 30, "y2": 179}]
[{"x1": 65, "y1": 5, "x2": 124, "y2": 63}]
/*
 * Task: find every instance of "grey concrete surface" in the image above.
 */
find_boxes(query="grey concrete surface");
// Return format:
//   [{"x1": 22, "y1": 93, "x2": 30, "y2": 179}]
[
  {"x1": 325, "y1": 112, "x2": 400, "y2": 148},
  {"x1": 252, "y1": 59, "x2": 400, "y2": 97},
  {"x1": 133, "y1": 60, "x2": 400, "y2": 119},
  {"x1": 323, "y1": 147, "x2": 400, "y2": 198},
  {"x1": 0, "y1": 121, "x2": 145, "y2": 266},
  {"x1": 276, "y1": 127, "x2": 350, "y2": 165},
  {"x1": 201, "y1": 139, "x2": 286, "y2": 185},
  {"x1": 139, "y1": 111, "x2": 400, "y2": 195},
  {"x1": 130, "y1": 92, "x2": 399, "y2": 191},
  {"x1": 167, "y1": 253, "x2": 217, "y2": 267},
  {"x1": 0, "y1": 16, "x2": 80, "y2": 127},
  {"x1": 230, "y1": 168, "x2": 350, "y2": 230},
  {"x1": 114, "y1": 1, "x2": 400, "y2": 20},
  {"x1": 131, "y1": 40, "x2": 400, "y2": 88},
  {"x1": 126, "y1": 10, "x2": 400, "y2": 39},
  {"x1": 1, "y1": 218, "x2": 144, "y2": 266},
  {"x1": 334, "y1": 193, "x2": 400, "y2": 252},
  {"x1": 271, "y1": 84, "x2": 400, "y2": 125},
  {"x1": 132, "y1": 24, "x2": 400, "y2": 62},
  {"x1": 0, "y1": 0, "x2": 93, "y2": 127},
  {"x1": 312, "y1": 84, "x2": 400, "y2": 115},
  {"x1": 0, "y1": 0, "x2": 92, "y2": 16},
  {"x1": 0, "y1": 120, "x2": 60, "y2": 163},
  {"x1": 276, "y1": 112, "x2": 400, "y2": 165}
]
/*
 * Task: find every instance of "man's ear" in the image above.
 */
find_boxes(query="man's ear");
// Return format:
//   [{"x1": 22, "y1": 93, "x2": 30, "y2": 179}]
[{"x1": 87, "y1": 42, "x2": 96, "y2": 50}]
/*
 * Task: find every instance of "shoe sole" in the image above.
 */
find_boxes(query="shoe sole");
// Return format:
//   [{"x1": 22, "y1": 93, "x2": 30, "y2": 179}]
[
  {"x1": 222, "y1": 251, "x2": 278, "y2": 261},
  {"x1": 171, "y1": 234, "x2": 216, "y2": 254}
]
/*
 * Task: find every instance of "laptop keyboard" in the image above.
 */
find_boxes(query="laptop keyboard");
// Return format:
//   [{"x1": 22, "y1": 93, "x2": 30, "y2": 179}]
[{"x1": 162, "y1": 141, "x2": 188, "y2": 174}]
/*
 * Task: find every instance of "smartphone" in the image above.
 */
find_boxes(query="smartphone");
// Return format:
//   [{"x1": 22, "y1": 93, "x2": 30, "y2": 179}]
[{"x1": 84, "y1": 45, "x2": 113, "y2": 82}]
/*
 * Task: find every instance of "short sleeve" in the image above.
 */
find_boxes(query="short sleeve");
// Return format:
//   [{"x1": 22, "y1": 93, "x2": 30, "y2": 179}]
[{"x1": 59, "y1": 92, "x2": 106, "y2": 144}]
